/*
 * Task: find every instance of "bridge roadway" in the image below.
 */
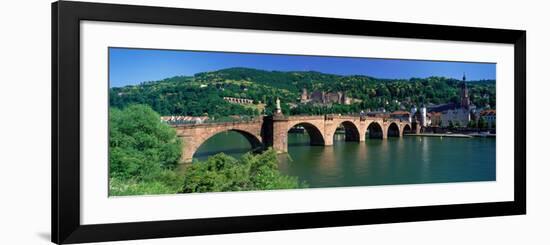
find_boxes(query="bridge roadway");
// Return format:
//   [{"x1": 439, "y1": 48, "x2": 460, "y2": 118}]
[{"x1": 173, "y1": 115, "x2": 412, "y2": 163}]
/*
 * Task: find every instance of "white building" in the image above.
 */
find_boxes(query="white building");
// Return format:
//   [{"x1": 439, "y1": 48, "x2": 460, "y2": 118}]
[
  {"x1": 420, "y1": 106, "x2": 427, "y2": 127},
  {"x1": 440, "y1": 108, "x2": 470, "y2": 127}
]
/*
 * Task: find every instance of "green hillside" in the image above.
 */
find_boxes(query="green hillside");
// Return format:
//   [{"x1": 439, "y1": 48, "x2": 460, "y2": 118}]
[{"x1": 109, "y1": 67, "x2": 496, "y2": 117}]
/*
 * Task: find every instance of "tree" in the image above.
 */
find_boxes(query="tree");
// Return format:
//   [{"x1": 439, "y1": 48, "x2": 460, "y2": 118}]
[
  {"x1": 109, "y1": 104, "x2": 182, "y2": 195},
  {"x1": 467, "y1": 120, "x2": 477, "y2": 128},
  {"x1": 448, "y1": 120, "x2": 454, "y2": 129},
  {"x1": 478, "y1": 117, "x2": 488, "y2": 129}
]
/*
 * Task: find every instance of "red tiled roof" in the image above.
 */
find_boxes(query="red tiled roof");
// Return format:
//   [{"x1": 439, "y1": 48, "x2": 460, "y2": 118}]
[
  {"x1": 390, "y1": 111, "x2": 410, "y2": 115},
  {"x1": 480, "y1": 109, "x2": 496, "y2": 116}
]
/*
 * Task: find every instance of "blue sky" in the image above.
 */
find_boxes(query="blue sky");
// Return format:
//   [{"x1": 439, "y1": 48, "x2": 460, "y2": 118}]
[{"x1": 109, "y1": 47, "x2": 496, "y2": 88}]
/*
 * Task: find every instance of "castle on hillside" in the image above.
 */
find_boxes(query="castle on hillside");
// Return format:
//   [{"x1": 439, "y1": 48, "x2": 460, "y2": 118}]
[{"x1": 300, "y1": 88, "x2": 358, "y2": 105}]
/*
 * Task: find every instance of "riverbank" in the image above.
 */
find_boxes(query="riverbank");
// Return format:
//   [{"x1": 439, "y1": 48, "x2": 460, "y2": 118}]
[
  {"x1": 405, "y1": 133, "x2": 496, "y2": 138},
  {"x1": 405, "y1": 133, "x2": 472, "y2": 138}
]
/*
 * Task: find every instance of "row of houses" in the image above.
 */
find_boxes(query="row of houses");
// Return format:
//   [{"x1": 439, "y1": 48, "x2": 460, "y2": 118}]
[
  {"x1": 223, "y1": 96, "x2": 255, "y2": 104},
  {"x1": 160, "y1": 116, "x2": 209, "y2": 124},
  {"x1": 378, "y1": 108, "x2": 496, "y2": 129},
  {"x1": 363, "y1": 107, "x2": 495, "y2": 129}
]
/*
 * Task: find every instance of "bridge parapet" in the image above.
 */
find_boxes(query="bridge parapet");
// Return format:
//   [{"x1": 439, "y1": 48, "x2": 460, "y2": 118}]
[
  {"x1": 331, "y1": 115, "x2": 365, "y2": 120},
  {"x1": 170, "y1": 119, "x2": 262, "y2": 129},
  {"x1": 287, "y1": 115, "x2": 325, "y2": 120}
]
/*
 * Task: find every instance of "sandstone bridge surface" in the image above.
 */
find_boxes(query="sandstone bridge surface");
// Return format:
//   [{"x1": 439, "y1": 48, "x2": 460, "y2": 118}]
[{"x1": 173, "y1": 115, "x2": 412, "y2": 163}]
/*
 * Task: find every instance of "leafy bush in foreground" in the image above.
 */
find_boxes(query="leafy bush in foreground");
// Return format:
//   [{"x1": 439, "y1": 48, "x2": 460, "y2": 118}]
[
  {"x1": 109, "y1": 170, "x2": 183, "y2": 196},
  {"x1": 180, "y1": 150, "x2": 307, "y2": 193}
]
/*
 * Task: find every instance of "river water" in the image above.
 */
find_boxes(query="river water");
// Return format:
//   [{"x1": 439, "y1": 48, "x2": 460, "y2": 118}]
[{"x1": 194, "y1": 132, "x2": 496, "y2": 187}]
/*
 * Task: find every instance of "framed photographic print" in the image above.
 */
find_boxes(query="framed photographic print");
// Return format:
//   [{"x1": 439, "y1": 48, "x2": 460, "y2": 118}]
[{"x1": 52, "y1": 1, "x2": 526, "y2": 244}]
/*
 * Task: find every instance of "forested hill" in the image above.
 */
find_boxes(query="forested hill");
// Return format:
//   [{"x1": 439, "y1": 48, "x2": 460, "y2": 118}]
[{"x1": 109, "y1": 67, "x2": 496, "y2": 117}]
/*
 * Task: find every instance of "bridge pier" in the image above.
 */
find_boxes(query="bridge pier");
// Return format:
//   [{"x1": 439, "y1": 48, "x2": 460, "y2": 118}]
[
  {"x1": 180, "y1": 135, "x2": 199, "y2": 163},
  {"x1": 324, "y1": 137, "x2": 334, "y2": 146},
  {"x1": 272, "y1": 116, "x2": 289, "y2": 153}
]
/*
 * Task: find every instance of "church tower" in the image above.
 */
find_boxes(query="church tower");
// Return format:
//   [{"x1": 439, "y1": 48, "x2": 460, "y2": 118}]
[{"x1": 460, "y1": 73, "x2": 470, "y2": 108}]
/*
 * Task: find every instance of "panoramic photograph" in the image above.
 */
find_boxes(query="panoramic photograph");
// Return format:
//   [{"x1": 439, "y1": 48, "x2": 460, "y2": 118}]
[{"x1": 108, "y1": 47, "x2": 496, "y2": 196}]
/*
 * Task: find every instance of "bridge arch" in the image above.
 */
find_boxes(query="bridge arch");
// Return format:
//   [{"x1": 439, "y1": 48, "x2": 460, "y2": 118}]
[
  {"x1": 190, "y1": 129, "x2": 263, "y2": 161},
  {"x1": 366, "y1": 121, "x2": 385, "y2": 139},
  {"x1": 332, "y1": 121, "x2": 360, "y2": 142},
  {"x1": 191, "y1": 129, "x2": 264, "y2": 161},
  {"x1": 403, "y1": 124, "x2": 412, "y2": 135},
  {"x1": 387, "y1": 122, "x2": 400, "y2": 137},
  {"x1": 288, "y1": 122, "x2": 325, "y2": 146},
  {"x1": 177, "y1": 123, "x2": 263, "y2": 163}
]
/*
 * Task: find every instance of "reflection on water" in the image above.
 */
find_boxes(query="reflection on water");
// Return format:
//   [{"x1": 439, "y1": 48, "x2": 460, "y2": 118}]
[{"x1": 193, "y1": 131, "x2": 496, "y2": 188}]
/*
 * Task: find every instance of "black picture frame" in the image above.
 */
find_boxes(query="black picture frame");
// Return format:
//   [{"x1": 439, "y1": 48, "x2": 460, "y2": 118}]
[{"x1": 52, "y1": 1, "x2": 526, "y2": 244}]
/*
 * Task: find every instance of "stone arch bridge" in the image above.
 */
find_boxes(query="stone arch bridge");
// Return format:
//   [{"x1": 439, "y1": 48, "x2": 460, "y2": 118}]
[{"x1": 174, "y1": 115, "x2": 412, "y2": 162}]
